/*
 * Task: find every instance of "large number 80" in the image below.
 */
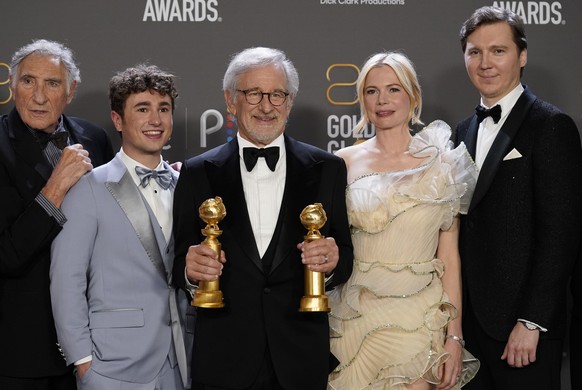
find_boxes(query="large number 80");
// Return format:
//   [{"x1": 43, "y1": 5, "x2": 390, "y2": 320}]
[{"x1": 0, "y1": 62, "x2": 13, "y2": 105}]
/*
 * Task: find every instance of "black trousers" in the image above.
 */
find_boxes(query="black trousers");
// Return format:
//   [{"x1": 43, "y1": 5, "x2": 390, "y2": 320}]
[
  {"x1": 192, "y1": 349, "x2": 284, "y2": 390},
  {"x1": 0, "y1": 372, "x2": 76, "y2": 390}
]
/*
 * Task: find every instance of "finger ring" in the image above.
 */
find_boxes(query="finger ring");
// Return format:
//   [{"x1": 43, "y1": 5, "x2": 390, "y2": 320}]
[{"x1": 324, "y1": 255, "x2": 328, "y2": 263}]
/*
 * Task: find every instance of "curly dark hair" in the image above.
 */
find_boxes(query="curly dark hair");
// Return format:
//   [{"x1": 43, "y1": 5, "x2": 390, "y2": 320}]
[{"x1": 109, "y1": 64, "x2": 178, "y2": 116}]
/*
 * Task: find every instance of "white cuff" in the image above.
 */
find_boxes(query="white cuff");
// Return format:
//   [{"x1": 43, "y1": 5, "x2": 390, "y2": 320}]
[
  {"x1": 74, "y1": 355, "x2": 92, "y2": 366},
  {"x1": 517, "y1": 319, "x2": 547, "y2": 332},
  {"x1": 184, "y1": 267, "x2": 198, "y2": 298},
  {"x1": 324, "y1": 272, "x2": 334, "y2": 286}
]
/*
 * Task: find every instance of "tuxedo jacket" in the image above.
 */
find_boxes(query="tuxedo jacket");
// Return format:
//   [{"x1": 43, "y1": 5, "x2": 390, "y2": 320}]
[
  {"x1": 172, "y1": 135, "x2": 353, "y2": 390},
  {"x1": 49, "y1": 155, "x2": 193, "y2": 386},
  {"x1": 0, "y1": 107, "x2": 114, "y2": 378},
  {"x1": 453, "y1": 87, "x2": 582, "y2": 341},
  {"x1": 570, "y1": 242, "x2": 582, "y2": 389}
]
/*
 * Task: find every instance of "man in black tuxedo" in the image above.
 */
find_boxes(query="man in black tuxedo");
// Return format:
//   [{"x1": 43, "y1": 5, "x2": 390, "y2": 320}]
[
  {"x1": 0, "y1": 39, "x2": 114, "y2": 389},
  {"x1": 172, "y1": 47, "x2": 353, "y2": 390},
  {"x1": 571, "y1": 250, "x2": 582, "y2": 390},
  {"x1": 452, "y1": 6, "x2": 582, "y2": 390}
]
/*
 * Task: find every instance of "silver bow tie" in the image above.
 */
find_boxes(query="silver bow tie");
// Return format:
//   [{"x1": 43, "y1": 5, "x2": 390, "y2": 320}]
[{"x1": 135, "y1": 166, "x2": 176, "y2": 190}]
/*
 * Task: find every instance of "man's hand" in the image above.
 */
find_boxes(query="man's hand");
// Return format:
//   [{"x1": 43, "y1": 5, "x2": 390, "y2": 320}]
[
  {"x1": 41, "y1": 144, "x2": 93, "y2": 207},
  {"x1": 185, "y1": 244, "x2": 226, "y2": 283},
  {"x1": 75, "y1": 361, "x2": 91, "y2": 379},
  {"x1": 297, "y1": 237, "x2": 339, "y2": 275},
  {"x1": 501, "y1": 321, "x2": 540, "y2": 367}
]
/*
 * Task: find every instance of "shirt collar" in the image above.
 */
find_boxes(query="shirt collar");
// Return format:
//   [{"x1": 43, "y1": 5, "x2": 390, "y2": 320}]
[
  {"x1": 119, "y1": 147, "x2": 165, "y2": 187},
  {"x1": 26, "y1": 115, "x2": 66, "y2": 138},
  {"x1": 480, "y1": 84, "x2": 524, "y2": 123},
  {"x1": 237, "y1": 132, "x2": 286, "y2": 159}
]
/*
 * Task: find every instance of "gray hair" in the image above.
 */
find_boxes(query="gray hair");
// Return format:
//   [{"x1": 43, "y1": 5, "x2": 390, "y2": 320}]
[
  {"x1": 10, "y1": 39, "x2": 81, "y2": 94},
  {"x1": 222, "y1": 47, "x2": 299, "y2": 102}
]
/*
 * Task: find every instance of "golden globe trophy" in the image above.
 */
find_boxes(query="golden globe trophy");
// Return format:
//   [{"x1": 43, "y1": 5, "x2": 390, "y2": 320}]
[
  {"x1": 299, "y1": 203, "x2": 331, "y2": 312},
  {"x1": 192, "y1": 197, "x2": 226, "y2": 308}
]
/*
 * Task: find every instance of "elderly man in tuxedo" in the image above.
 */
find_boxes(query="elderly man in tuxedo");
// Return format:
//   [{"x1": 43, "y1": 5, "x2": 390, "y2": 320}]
[
  {"x1": 453, "y1": 6, "x2": 582, "y2": 390},
  {"x1": 172, "y1": 47, "x2": 353, "y2": 390},
  {"x1": 50, "y1": 64, "x2": 193, "y2": 390},
  {"x1": 0, "y1": 39, "x2": 113, "y2": 390}
]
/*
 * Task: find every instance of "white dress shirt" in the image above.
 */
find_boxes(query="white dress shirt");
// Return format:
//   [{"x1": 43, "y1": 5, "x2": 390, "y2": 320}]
[
  {"x1": 119, "y1": 149, "x2": 174, "y2": 243},
  {"x1": 238, "y1": 133, "x2": 286, "y2": 257},
  {"x1": 475, "y1": 84, "x2": 524, "y2": 170}
]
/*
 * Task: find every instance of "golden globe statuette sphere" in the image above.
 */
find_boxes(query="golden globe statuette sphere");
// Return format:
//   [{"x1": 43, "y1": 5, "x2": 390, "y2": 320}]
[
  {"x1": 192, "y1": 197, "x2": 226, "y2": 308},
  {"x1": 299, "y1": 203, "x2": 331, "y2": 312}
]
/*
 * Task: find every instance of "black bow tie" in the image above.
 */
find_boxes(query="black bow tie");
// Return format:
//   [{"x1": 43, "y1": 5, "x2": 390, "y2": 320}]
[
  {"x1": 475, "y1": 104, "x2": 502, "y2": 124},
  {"x1": 135, "y1": 166, "x2": 176, "y2": 190},
  {"x1": 243, "y1": 147, "x2": 280, "y2": 172},
  {"x1": 36, "y1": 130, "x2": 69, "y2": 150}
]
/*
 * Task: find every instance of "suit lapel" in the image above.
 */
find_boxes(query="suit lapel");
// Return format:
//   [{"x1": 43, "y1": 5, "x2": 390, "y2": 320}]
[
  {"x1": 105, "y1": 157, "x2": 168, "y2": 282},
  {"x1": 205, "y1": 140, "x2": 263, "y2": 271},
  {"x1": 64, "y1": 116, "x2": 84, "y2": 145},
  {"x1": 271, "y1": 136, "x2": 323, "y2": 274},
  {"x1": 464, "y1": 117, "x2": 480, "y2": 160},
  {"x1": 6, "y1": 108, "x2": 52, "y2": 182},
  {"x1": 469, "y1": 88, "x2": 536, "y2": 211}
]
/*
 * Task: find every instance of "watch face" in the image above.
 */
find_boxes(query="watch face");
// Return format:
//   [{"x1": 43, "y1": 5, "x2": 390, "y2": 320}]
[{"x1": 523, "y1": 322, "x2": 536, "y2": 330}]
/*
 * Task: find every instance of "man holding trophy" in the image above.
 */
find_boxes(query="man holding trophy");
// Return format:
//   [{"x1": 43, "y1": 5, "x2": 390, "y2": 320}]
[{"x1": 172, "y1": 47, "x2": 353, "y2": 390}]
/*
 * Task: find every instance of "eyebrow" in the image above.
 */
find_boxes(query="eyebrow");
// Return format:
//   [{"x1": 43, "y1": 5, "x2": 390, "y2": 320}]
[
  {"x1": 467, "y1": 43, "x2": 509, "y2": 50},
  {"x1": 20, "y1": 73, "x2": 62, "y2": 83},
  {"x1": 243, "y1": 87, "x2": 287, "y2": 92},
  {"x1": 133, "y1": 100, "x2": 171, "y2": 108},
  {"x1": 133, "y1": 101, "x2": 152, "y2": 108},
  {"x1": 45, "y1": 77, "x2": 63, "y2": 84},
  {"x1": 366, "y1": 83, "x2": 401, "y2": 89}
]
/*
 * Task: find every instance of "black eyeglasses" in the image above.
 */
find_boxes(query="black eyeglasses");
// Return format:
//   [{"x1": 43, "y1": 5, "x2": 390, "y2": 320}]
[{"x1": 237, "y1": 89, "x2": 290, "y2": 106}]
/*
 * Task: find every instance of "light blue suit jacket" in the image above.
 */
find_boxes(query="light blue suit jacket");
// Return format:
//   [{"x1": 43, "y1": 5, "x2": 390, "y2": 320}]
[{"x1": 50, "y1": 154, "x2": 193, "y2": 386}]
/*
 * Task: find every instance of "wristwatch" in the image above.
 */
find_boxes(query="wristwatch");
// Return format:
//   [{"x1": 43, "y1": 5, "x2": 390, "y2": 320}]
[{"x1": 519, "y1": 320, "x2": 538, "y2": 331}]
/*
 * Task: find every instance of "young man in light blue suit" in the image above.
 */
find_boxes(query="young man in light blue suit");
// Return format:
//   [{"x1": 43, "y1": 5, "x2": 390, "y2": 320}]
[{"x1": 50, "y1": 64, "x2": 194, "y2": 390}]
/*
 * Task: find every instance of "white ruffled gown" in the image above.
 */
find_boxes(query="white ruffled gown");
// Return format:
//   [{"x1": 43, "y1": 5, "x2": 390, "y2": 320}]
[{"x1": 328, "y1": 120, "x2": 480, "y2": 390}]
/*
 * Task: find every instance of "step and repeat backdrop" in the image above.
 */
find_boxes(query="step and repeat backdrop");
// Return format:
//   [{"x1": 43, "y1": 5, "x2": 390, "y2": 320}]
[{"x1": 1, "y1": 0, "x2": 580, "y2": 162}]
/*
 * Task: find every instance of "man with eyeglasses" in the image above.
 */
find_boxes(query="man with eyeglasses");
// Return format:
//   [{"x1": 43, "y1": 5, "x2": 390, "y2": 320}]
[{"x1": 172, "y1": 46, "x2": 353, "y2": 390}]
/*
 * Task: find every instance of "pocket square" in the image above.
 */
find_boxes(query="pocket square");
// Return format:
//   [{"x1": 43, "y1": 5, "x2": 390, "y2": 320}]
[{"x1": 503, "y1": 148, "x2": 522, "y2": 161}]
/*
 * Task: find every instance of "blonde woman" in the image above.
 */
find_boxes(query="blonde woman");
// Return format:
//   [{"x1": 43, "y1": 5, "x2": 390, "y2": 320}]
[{"x1": 328, "y1": 51, "x2": 479, "y2": 390}]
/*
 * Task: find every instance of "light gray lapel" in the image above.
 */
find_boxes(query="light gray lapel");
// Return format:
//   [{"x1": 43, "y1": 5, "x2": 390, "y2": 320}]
[{"x1": 105, "y1": 170, "x2": 167, "y2": 282}]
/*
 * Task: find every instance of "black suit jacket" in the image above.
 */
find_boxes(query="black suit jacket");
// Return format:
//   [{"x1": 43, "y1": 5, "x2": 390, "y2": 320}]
[
  {"x1": 570, "y1": 241, "x2": 582, "y2": 389},
  {"x1": 453, "y1": 87, "x2": 582, "y2": 341},
  {"x1": 0, "y1": 107, "x2": 114, "y2": 378},
  {"x1": 172, "y1": 135, "x2": 353, "y2": 390}
]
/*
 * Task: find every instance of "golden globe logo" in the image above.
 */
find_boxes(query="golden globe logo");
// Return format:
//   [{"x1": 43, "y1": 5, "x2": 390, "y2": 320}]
[
  {"x1": 143, "y1": 0, "x2": 221, "y2": 22},
  {"x1": 0, "y1": 63, "x2": 12, "y2": 105}
]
